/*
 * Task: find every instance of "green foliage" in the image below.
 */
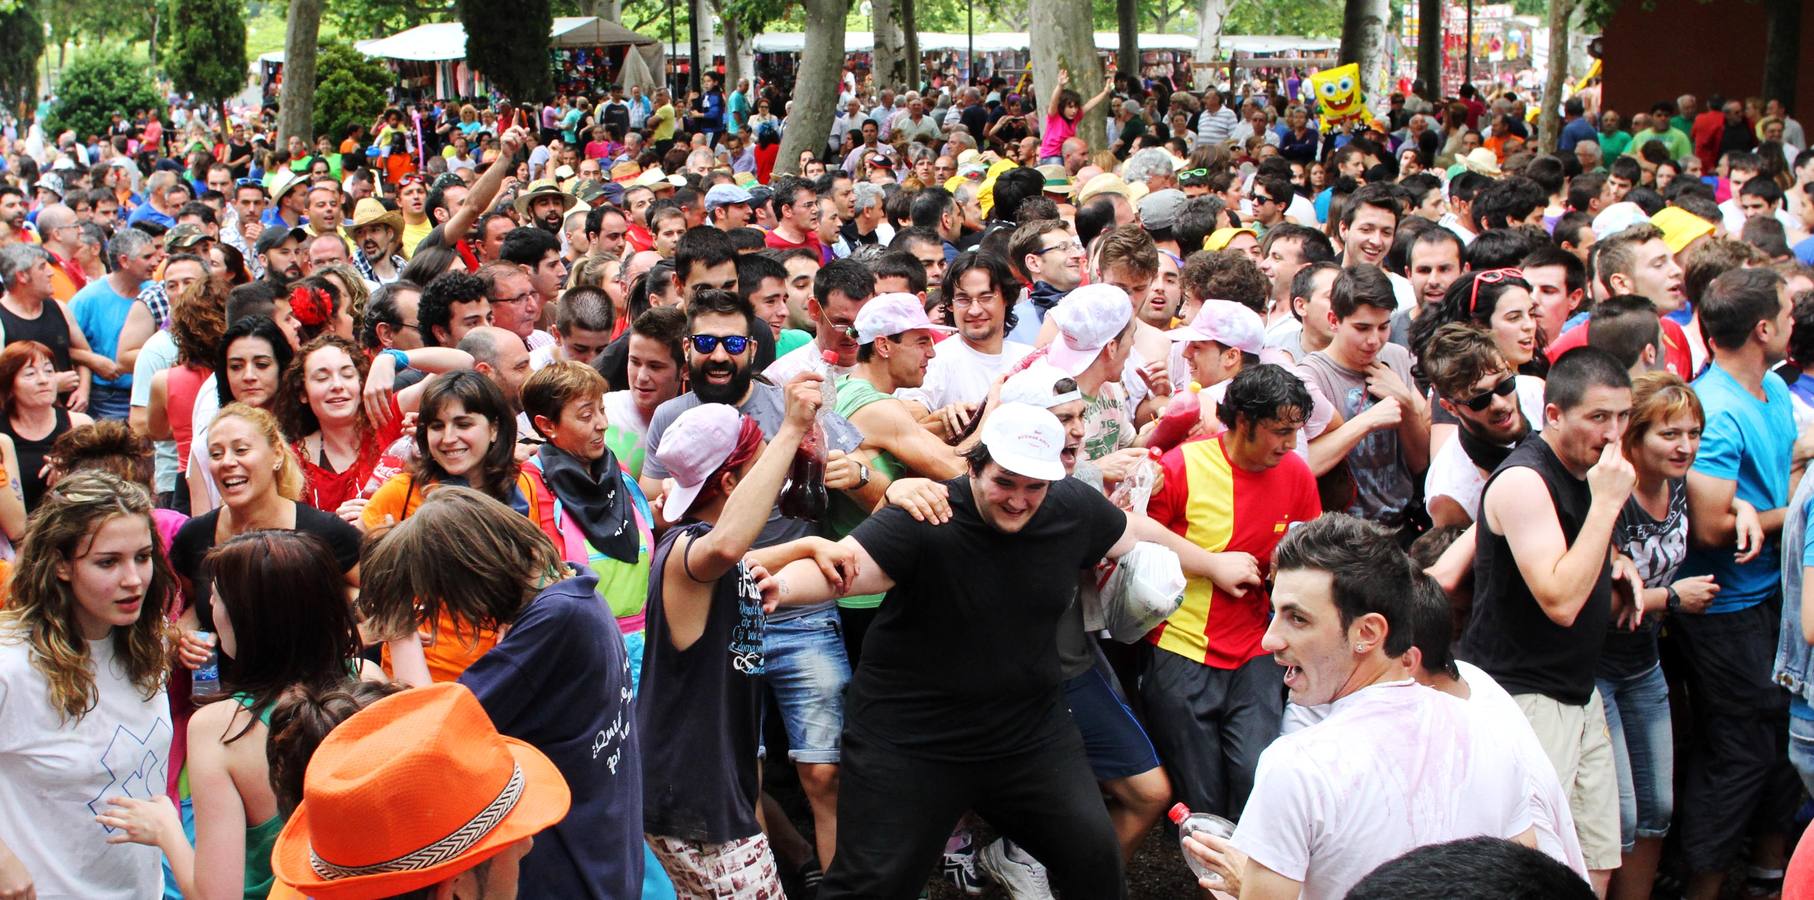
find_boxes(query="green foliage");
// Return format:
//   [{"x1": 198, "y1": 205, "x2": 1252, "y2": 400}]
[
  {"x1": 312, "y1": 40, "x2": 391, "y2": 141},
  {"x1": 1225, "y1": 0, "x2": 1344, "y2": 37},
  {"x1": 720, "y1": 0, "x2": 790, "y2": 41},
  {"x1": 0, "y1": 0, "x2": 45, "y2": 108},
  {"x1": 327, "y1": 0, "x2": 455, "y2": 41},
  {"x1": 168, "y1": 0, "x2": 247, "y2": 105},
  {"x1": 460, "y1": 0, "x2": 553, "y2": 100},
  {"x1": 47, "y1": 47, "x2": 162, "y2": 141}
]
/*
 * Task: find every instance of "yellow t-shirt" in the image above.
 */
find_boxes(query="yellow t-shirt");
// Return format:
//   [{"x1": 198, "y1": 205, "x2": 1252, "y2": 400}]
[
  {"x1": 651, "y1": 104, "x2": 676, "y2": 142},
  {"x1": 400, "y1": 217, "x2": 433, "y2": 259}
]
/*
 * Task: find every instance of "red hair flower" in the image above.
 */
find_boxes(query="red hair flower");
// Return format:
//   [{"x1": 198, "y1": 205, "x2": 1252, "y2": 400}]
[{"x1": 289, "y1": 286, "x2": 333, "y2": 328}]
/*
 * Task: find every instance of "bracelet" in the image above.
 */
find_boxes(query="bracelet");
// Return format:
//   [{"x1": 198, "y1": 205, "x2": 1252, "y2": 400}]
[
  {"x1": 1666, "y1": 585, "x2": 1681, "y2": 611},
  {"x1": 380, "y1": 348, "x2": 411, "y2": 371},
  {"x1": 856, "y1": 461, "x2": 871, "y2": 489}
]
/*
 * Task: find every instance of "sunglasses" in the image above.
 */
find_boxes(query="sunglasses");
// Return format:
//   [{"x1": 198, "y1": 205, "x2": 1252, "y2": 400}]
[
  {"x1": 1178, "y1": 167, "x2": 1210, "y2": 180},
  {"x1": 1459, "y1": 374, "x2": 1519, "y2": 412},
  {"x1": 688, "y1": 334, "x2": 751, "y2": 354},
  {"x1": 1466, "y1": 267, "x2": 1524, "y2": 317},
  {"x1": 398, "y1": 174, "x2": 427, "y2": 188}
]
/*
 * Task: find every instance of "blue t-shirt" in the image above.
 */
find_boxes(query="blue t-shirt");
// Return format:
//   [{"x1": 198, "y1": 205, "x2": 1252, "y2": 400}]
[
  {"x1": 1796, "y1": 503, "x2": 1814, "y2": 721},
  {"x1": 1314, "y1": 186, "x2": 1333, "y2": 223},
  {"x1": 1679, "y1": 364, "x2": 1797, "y2": 612},
  {"x1": 1795, "y1": 235, "x2": 1814, "y2": 267},
  {"x1": 460, "y1": 567, "x2": 643, "y2": 900},
  {"x1": 69, "y1": 277, "x2": 142, "y2": 389},
  {"x1": 1558, "y1": 117, "x2": 1599, "y2": 152},
  {"x1": 124, "y1": 202, "x2": 174, "y2": 229}
]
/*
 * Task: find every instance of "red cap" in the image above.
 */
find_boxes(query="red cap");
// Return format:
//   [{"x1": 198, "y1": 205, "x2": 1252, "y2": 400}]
[
  {"x1": 821, "y1": 349, "x2": 839, "y2": 365},
  {"x1": 1167, "y1": 802, "x2": 1190, "y2": 825}
]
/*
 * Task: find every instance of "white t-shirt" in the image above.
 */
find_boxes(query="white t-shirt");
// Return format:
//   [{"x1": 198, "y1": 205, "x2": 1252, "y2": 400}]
[
  {"x1": 1387, "y1": 271, "x2": 1417, "y2": 313},
  {"x1": 188, "y1": 373, "x2": 223, "y2": 511},
  {"x1": 898, "y1": 338, "x2": 1033, "y2": 411},
  {"x1": 1278, "y1": 666, "x2": 1587, "y2": 880},
  {"x1": 128, "y1": 329, "x2": 179, "y2": 493},
  {"x1": 0, "y1": 630, "x2": 171, "y2": 899},
  {"x1": 1422, "y1": 375, "x2": 1547, "y2": 521},
  {"x1": 763, "y1": 341, "x2": 850, "y2": 387},
  {"x1": 1236, "y1": 679, "x2": 1536, "y2": 900}
]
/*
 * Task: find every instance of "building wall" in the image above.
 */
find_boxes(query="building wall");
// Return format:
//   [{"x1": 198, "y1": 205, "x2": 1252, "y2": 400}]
[{"x1": 1601, "y1": 0, "x2": 1812, "y2": 120}]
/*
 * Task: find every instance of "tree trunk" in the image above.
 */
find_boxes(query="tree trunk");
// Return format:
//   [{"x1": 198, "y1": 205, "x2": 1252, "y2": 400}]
[
  {"x1": 872, "y1": 0, "x2": 903, "y2": 92},
  {"x1": 775, "y1": 0, "x2": 847, "y2": 175},
  {"x1": 1115, "y1": 0, "x2": 1137, "y2": 85},
  {"x1": 1537, "y1": 0, "x2": 1575, "y2": 152},
  {"x1": 900, "y1": 0, "x2": 919, "y2": 93},
  {"x1": 1763, "y1": 0, "x2": 1801, "y2": 112},
  {"x1": 1031, "y1": 0, "x2": 1107, "y2": 151},
  {"x1": 720, "y1": 4, "x2": 742, "y2": 92},
  {"x1": 1192, "y1": 0, "x2": 1233, "y2": 92},
  {"x1": 687, "y1": 0, "x2": 706, "y2": 95},
  {"x1": 277, "y1": 0, "x2": 322, "y2": 144},
  {"x1": 149, "y1": 5, "x2": 160, "y2": 67},
  {"x1": 1339, "y1": 0, "x2": 1391, "y2": 117},
  {"x1": 1416, "y1": 0, "x2": 1440, "y2": 97}
]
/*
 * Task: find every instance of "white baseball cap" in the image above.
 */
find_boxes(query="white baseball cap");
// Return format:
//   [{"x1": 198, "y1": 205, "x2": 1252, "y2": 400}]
[
  {"x1": 1166, "y1": 299, "x2": 1264, "y2": 354},
  {"x1": 853, "y1": 292, "x2": 955, "y2": 345},
  {"x1": 979, "y1": 402, "x2": 1067, "y2": 481},
  {"x1": 1591, "y1": 201, "x2": 1651, "y2": 240},
  {"x1": 1000, "y1": 361, "x2": 1082, "y2": 409},
  {"x1": 653, "y1": 404, "x2": 745, "y2": 518},
  {"x1": 1044, "y1": 283, "x2": 1133, "y2": 377}
]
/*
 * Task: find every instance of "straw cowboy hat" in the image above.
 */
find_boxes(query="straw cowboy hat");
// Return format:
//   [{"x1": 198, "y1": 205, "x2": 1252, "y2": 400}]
[
  {"x1": 271, "y1": 683, "x2": 570, "y2": 898},
  {"x1": 267, "y1": 168, "x2": 308, "y2": 206},
  {"x1": 347, "y1": 197, "x2": 404, "y2": 236},
  {"x1": 513, "y1": 179, "x2": 578, "y2": 219}
]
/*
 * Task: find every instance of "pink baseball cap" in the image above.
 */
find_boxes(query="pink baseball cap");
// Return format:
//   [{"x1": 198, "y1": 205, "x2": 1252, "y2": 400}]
[
  {"x1": 853, "y1": 292, "x2": 955, "y2": 344},
  {"x1": 654, "y1": 404, "x2": 745, "y2": 518},
  {"x1": 1045, "y1": 284, "x2": 1133, "y2": 377},
  {"x1": 1166, "y1": 299, "x2": 1264, "y2": 354}
]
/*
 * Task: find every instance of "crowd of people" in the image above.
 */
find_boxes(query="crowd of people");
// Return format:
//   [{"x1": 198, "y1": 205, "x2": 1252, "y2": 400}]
[{"x1": 2, "y1": 53, "x2": 1814, "y2": 900}]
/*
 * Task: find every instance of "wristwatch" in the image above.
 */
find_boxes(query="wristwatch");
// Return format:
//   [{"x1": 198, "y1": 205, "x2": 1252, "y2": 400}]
[
  {"x1": 855, "y1": 461, "x2": 871, "y2": 489},
  {"x1": 1666, "y1": 585, "x2": 1682, "y2": 612}
]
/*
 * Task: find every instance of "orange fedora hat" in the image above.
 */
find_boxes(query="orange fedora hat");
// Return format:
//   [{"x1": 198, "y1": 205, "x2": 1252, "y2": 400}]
[{"x1": 272, "y1": 683, "x2": 570, "y2": 898}]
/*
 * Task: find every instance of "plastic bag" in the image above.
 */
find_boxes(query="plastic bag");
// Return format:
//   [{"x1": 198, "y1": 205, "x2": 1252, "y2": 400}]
[
  {"x1": 1108, "y1": 455, "x2": 1162, "y2": 516},
  {"x1": 1092, "y1": 541, "x2": 1187, "y2": 643}
]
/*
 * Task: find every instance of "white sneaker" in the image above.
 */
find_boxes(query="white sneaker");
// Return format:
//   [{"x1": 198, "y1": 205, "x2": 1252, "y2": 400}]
[
  {"x1": 940, "y1": 839, "x2": 986, "y2": 896},
  {"x1": 976, "y1": 839, "x2": 1055, "y2": 900}
]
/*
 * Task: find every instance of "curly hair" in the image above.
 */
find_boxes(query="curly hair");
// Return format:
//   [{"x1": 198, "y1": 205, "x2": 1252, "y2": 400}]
[
  {"x1": 0, "y1": 471, "x2": 174, "y2": 723},
  {"x1": 266, "y1": 679, "x2": 408, "y2": 817},
  {"x1": 315, "y1": 263, "x2": 370, "y2": 335},
  {"x1": 48, "y1": 420, "x2": 154, "y2": 489},
  {"x1": 171, "y1": 277, "x2": 229, "y2": 367},
  {"x1": 275, "y1": 334, "x2": 372, "y2": 444}
]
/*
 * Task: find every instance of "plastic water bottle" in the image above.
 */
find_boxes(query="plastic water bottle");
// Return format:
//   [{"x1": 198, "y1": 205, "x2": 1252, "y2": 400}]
[
  {"x1": 191, "y1": 631, "x2": 222, "y2": 700},
  {"x1": 360, "y1": 435, "x2": 417, "y2": 500},
  {"x1": 1169, "y1": 802, "x2": 1236, "y2": 887}
]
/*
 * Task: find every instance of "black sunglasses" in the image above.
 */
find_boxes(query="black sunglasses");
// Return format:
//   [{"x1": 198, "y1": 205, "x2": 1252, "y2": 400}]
[
  {"x1": 688, "y1": 334, "x2": 751, "y2": 354},
  {"x1": 1459, "y1": 374, "x2": 1518, "y2": 412}
]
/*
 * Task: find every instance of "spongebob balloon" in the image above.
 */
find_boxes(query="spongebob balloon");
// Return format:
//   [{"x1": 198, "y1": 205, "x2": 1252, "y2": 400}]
[{"x1": 1309, "y1": 64, "x2": 1367, "y2": 132}]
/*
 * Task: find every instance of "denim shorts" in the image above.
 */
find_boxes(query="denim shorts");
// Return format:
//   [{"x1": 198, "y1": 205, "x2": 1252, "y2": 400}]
[
  {"x1": 1789, "y1": 714, "x2": 1814, "y2": 796},
  {"x1": 762, "y1": 605, "x2": 850, "y2": 764},
  {"x1": 1597, "y1": 663, "x2": 1674, "y2": 849}
]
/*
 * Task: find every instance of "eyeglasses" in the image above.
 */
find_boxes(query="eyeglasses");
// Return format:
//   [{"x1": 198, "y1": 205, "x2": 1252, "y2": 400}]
[
  {"x1": 1467, "y1": 267, "x2": 1524, "y2": 316},
  {"x1": 492, "y1": 290, "x2": 535, "y2": 304},
  {"x1": 1177, "y1": 168, "x2": 1210, "y2": 179},
  {"x1": 1458, "y1": 374, "x2": 1519, "y2": 412},
  {"x1": 688, "y1": 334, "x2": 751, "y2": 354},
  {"x1": 1037, "y1": 241, "x2": 1084, "y2": 256}
]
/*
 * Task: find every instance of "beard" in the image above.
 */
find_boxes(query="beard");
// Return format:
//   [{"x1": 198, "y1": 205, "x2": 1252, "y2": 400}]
[{"x1": 690, "y1": 359, "x2": 753, "y2": 405}]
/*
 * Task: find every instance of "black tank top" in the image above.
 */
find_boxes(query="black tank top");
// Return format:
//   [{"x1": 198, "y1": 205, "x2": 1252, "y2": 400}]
[
  {"x1": 1459, "y1": 436, "x2": 1612, "y2": 706},
  {"x1": 4, "y1": 407, "x2": 70, "y2": 509},
  {"x1": 638, "y1": 520, "x2": 766, "y2": 844},
  {"x1": 0, "y1": 301, "x2": 73, "y2": 372}
]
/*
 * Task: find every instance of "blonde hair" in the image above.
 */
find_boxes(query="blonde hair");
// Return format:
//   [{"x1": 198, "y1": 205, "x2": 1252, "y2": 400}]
[
  {"x1": 316, "y1": 263, "x2": 371, "y2": 330},
  {"x1": 1624, "y1": 371, "x2": 1704, "y2": 465},
  {"x1": 358, "y1": 486, "x2": 565, "y2": 643},
  {"x1": 212, "y1": 403, "x2": 306, "y2": 501},
  {"x1": 0, "y1": 471, "x2": 174, "y2": 722}
]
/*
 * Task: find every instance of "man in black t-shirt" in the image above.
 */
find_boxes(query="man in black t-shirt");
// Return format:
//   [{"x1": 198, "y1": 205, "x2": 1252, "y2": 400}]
[
  {"x1": 762, "y1": 403, "x2": 1169, "y2": 899},
  {"x1": 1459, "y1": 347, "x2": 1635, "y2": 893}
]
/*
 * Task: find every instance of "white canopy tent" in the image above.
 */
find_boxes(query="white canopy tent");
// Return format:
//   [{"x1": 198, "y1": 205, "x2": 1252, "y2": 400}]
[{"x1": 740, "y1": 32, "x2": 1340, "y2": 56}]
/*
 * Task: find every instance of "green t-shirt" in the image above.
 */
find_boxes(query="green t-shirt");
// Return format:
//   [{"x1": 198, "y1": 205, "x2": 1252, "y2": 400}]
[
  {"x1": 1598, "y1": 130, "x2": 1633, "y2": 160},
  {"x1": 1628, "y1": 127, "x2": 1692, "y2": 162},
  {"x1": 776, "y1": 328, "x2": 813, "y2": 357},
  {"x1": 830, "y1": 375, "x2": 905, "y2": 610}
]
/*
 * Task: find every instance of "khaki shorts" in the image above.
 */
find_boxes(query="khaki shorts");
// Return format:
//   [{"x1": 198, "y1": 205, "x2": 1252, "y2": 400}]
[{"x1": 1515, "y1": 689, "x2": 1622, "y2": 871}]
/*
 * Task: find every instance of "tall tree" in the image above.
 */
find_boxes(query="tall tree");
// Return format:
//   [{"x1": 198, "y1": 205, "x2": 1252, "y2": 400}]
[
  {"x1": 1031, "y1": 0, "x2": 1107, "y2": 150},
  {"x1": 1339, "y1": 0, "x2": 1391, "y2": 113},
  {"x1": 0, "y1": 0, "x2": 45, "y2": 111},
  {"x1": 1416, "y1": 0, "x2": 1439, "y2": 97},
  {"x1": 1115, "y1": 0, "x2": 1136, "y2": 83},
  {"x1": 1536, "y1": 0, "x2": 1576, "y2": 151},
  {"x1": 462, "y1": 0, "x2": 554, "y2": 100},
  {"x1": 1192, "y1": 0, "x2": 1235, "y2": 90},
  {"x1": 871, "y1": 0, "x2": 904, "y2": 92},
  {"x1": 169, "y1": 0, "x2": 247, "y2": 110},
  {"x1": 900, "y1": 0, "x2": 918, "y2": 90},
  {"x1": 277, "y1": 0, "x2": 323, "y2": 143},
  {"x1": 773, "y1": 0, "x2": 849, "y2": 176}
]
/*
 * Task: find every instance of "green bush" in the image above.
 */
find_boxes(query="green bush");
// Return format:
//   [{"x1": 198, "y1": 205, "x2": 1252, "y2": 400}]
[
  {"x1": 312, "y1": 41, "x2": 391, "y2": 145},
  {"x1": 47, "y1": 47, "x2": 162, "y2": 141}
]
